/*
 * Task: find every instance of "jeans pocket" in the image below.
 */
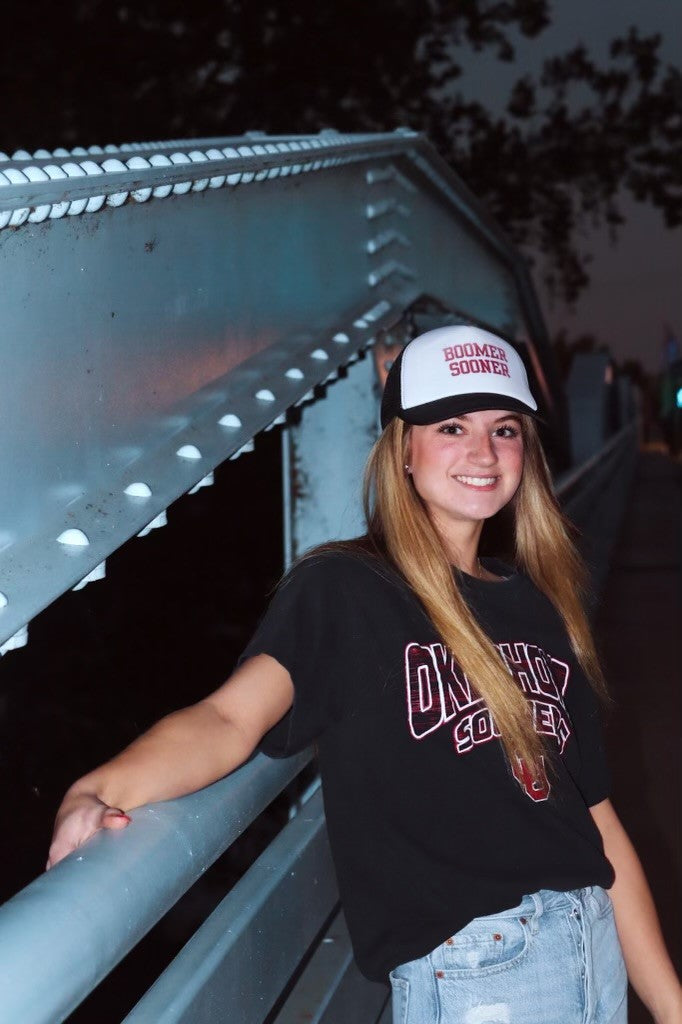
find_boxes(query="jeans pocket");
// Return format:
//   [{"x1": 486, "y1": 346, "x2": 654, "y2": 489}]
[
  {"x1": 439, "y1": 918, "x2": 529, "y2": 977},
  {"x1": 389, "y1": 973, "x2": 410, "y2": 1024},
  {"x1": 589, "y1": 885, "x2": 614, "y2": 919}
]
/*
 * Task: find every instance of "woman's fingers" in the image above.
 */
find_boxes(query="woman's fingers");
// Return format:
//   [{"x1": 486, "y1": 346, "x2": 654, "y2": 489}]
[
  {"x1": 101, "y1": 809, "x2": 131, "y2": 830},
  {"x1": 46, "y1": 801, "x2": 131, "y2": 869},
  {"x1": 46, "y1": 831, "x2": 82, "y2": 870}
]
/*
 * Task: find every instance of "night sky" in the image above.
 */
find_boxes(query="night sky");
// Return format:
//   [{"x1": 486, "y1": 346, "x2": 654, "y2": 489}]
[{"x1": 457, "y1": 0, "x2": 681, "y2": 373}]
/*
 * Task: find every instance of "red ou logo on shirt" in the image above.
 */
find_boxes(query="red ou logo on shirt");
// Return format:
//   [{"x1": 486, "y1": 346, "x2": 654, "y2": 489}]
[{"x1": 512, "y1": 757, "x2": 551, "y2": 802}]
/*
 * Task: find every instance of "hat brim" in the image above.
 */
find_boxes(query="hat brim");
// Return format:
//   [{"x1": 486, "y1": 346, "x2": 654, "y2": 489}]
[{"x1": 383, "y1": 393, "x2": 540, "y2": 429}]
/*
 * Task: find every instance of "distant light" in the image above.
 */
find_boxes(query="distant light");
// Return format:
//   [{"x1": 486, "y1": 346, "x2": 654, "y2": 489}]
[
  {"x1": 604, "y1": 364, "x2": 613, "y2": 384},
  {"x1": 676, "y1": 386, "x2": 682, "y2": 409}
]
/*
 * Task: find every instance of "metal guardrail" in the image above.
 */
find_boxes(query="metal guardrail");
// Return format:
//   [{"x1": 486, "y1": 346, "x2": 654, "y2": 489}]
[
  {"x1": 0, "y1": 752, "x2": 310, "y2": 1024},
  {"x1": 556, "y1": 422, "x2": 638, "y2": 598},
  {"x1": 0, "y1": 424, "x2": 638, "y2": 1024},
  {"x1": 122, "y1": 788, "x2": 388, "y2": 1024},
  {"x1": 555, "y1": 422, "x2": 636, "y2": 498}
]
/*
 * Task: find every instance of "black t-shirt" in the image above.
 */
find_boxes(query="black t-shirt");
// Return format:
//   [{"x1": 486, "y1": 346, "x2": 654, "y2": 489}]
[{"x1": 239, "y1": 548, "x2": 614, "y2": 982}]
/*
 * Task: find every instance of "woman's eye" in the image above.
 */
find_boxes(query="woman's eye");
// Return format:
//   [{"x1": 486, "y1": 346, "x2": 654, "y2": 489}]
[{"x1": 436, "y1": 421, "x2": 519, "y2": 437}]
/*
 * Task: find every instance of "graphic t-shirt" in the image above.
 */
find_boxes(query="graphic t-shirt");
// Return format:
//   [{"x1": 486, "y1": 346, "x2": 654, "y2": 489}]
[{"x1": 239, "y1": 549, "x2": 614, "y2": 982}]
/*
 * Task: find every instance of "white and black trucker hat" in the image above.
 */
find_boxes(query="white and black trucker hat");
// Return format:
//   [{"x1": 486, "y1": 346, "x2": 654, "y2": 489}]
[{"x1": 380, "y1": 325, "x2": 538, "y2": 429}]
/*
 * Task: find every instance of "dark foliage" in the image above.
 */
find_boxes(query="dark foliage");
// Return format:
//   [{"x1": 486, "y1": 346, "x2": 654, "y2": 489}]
[{"x1": 2, "y1": 1, "x2": 680, "y2": 299}]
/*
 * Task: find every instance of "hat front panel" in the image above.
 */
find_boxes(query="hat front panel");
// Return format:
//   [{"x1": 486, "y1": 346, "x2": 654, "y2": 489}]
[{"x1": 400, "y1": 326, "x2": 537, "y2": 416}]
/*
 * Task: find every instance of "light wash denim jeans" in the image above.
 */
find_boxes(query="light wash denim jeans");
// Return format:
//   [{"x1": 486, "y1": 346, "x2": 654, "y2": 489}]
[{"x1": 389, "y1": 887, "x2": 628, "y2": 1024}]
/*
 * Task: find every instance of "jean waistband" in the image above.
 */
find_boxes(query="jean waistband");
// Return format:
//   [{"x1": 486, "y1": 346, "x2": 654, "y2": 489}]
[{"x1": 480, "y1": 887, "x2": 597, "y2": 921}]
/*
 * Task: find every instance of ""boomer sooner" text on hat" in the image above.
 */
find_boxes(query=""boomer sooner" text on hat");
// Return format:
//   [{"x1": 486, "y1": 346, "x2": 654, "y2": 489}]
[{"x1": 442, "y1": 342, "x2": 511, "y2": 379}]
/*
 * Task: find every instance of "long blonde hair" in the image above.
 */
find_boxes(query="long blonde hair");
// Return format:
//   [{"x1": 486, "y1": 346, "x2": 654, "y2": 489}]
[{"x1": 360, "y1": 415, "x2": 610, "y2": 780}]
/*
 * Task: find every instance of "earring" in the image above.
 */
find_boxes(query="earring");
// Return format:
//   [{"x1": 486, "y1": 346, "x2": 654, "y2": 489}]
[{"x1": 404, "y1": 464, "x2": 411, "y2": 474}]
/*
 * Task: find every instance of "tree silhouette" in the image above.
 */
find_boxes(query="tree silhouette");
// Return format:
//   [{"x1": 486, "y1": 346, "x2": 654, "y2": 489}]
[{"x1": 2, "y1": 1, "x2": 679, "y2": 300}]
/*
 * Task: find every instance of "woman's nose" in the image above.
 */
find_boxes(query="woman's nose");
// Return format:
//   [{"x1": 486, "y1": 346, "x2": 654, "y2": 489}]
[{"x1": 468, "y1": 432, "x2": 497, "y2": 464}]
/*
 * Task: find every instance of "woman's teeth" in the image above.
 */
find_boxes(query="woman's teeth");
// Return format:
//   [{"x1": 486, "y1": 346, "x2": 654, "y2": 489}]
[{"x1": 455, "y1": 475, "x2": 497, "y2": 487}]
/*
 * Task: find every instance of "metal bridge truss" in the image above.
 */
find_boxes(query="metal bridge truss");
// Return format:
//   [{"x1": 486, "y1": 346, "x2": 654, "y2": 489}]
[
  {"x1": 0, "y1": 129, "x2": 565, "y2": 655},
  {"x1": 0, "y1": 131, "x2": 636, "y2": 1023}
]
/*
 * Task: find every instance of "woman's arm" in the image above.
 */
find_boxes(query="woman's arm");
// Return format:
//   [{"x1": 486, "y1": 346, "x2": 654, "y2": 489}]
[
  {"x1": 590, "y1": 798, "x2": 682, "y2": 1024},
  {"x1": 47, "y1": 654, "x2": 293, "y2": 868}
]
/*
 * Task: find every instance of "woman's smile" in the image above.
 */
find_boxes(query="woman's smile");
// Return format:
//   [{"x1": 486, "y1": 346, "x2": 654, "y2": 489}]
[{"x1": 453, "y1": 474, "x2": 501, "y2": 490}]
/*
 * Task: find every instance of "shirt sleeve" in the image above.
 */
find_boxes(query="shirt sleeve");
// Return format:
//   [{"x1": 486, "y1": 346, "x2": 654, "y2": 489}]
[
  {"x1": 238, "y1": 554, "x2": 349, "y2": 758},
  {"x1": 564, "y1": 665, "x2": 611, "y2": 807}
]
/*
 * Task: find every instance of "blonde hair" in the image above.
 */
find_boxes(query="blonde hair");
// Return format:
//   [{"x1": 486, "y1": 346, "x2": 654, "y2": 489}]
[{"x1": 361, "y1": 415, "x2": 610, "y2": 780}]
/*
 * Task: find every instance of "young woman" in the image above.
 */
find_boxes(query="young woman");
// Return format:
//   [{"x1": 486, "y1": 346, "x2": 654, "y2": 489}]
[{"x1": 49, "y1": 326, "x2": 680, "y2": 1024}]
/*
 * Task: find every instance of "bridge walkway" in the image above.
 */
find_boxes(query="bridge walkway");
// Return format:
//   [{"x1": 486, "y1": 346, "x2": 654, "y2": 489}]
[{"x1": 595, "y1": 450, "x2": 681, "y2": 1023}]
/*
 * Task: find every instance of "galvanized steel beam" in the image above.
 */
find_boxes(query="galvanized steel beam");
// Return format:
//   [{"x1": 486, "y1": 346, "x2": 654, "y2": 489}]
[
  {"x1": 289, "y1": 348, "x2": 380, "y2": 556},
  {"x1": 0, "y1": 128, "x2": 553, "y2": 652},
  {"x1": 556, "y1": 423, "x2": 638, "y2": 597},
  {"x1": 566, "y1": 350, "x2": 613, "y2": 464},
  {"x1": 0, "y1": 134, "x2": 416, "y2": 219},
  {"x1": 272, "y1": 911, "x2": 389, "y2": 1024},
  {"x1": 0, "y1": 285, "x2": 411, "y2": 650}
]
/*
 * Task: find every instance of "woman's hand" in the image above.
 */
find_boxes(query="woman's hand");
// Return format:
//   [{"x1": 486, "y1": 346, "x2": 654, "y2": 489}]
[
  {"x1": 46, "y1": 791, "x2": 131, "y2": 869},
  {"x1": 45, "y1": 654, "x2": 294, "y2": 870}
]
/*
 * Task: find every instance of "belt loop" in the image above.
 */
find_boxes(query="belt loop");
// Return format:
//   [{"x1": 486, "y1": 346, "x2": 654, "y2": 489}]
[
  {"x1": 582, "y1": 885, "x2": 596, "y2": 915},
  {"x1": 529, "y1": 891, "x2": 544, "y2": 934},
  {"x1": 565, "y1": 888, "x2": 581, "y2": 917}
]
